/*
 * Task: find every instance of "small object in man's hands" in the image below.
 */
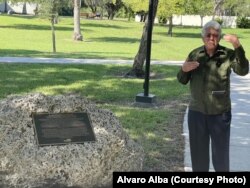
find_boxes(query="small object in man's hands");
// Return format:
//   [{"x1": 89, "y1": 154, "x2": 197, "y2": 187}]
[{"x1": 212, "y1": 90, "x2": 226, "y2": 95}]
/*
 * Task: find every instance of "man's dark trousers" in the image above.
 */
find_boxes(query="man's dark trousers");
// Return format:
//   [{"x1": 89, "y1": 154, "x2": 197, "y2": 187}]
[{"x1": 188, "y1": 109, "x2": 231, "y2": 172}]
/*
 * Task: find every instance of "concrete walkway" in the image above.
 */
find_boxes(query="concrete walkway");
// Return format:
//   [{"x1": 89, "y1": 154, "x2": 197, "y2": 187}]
[
  {"x1": 0, "y1": 56, "x2": 249, "y2": 172},
  {"x1": 0, "y1": 56, "x2": 183, "y2": 66}
]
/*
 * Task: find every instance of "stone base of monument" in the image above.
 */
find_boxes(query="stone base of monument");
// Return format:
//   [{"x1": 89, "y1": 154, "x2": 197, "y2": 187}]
[{"x1": 0, "y1": 93, "x2": 144, "y2": 188}]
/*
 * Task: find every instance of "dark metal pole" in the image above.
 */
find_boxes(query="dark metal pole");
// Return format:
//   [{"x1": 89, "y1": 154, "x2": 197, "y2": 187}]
[
  {"x1": 135, "y1": 0, "x2": 156, "y2": 103},
  {"x1": 144, "y1": 0, "x2": 154, "y2": 96}
]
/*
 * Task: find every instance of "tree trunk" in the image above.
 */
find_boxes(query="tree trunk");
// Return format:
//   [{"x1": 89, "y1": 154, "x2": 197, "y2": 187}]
[
  {"x1": 200, "y1": 16, "x2": 204, "y2": 27},
  {"x1": 105, "y1": 0, "x2": 123, "y2": 20},
  {"x1": 73, "y1": 0, "x2": 83, "y2": 41},
  {"x1": 51, "y1": 16, "x2": 56, "y2": 53},
  {"x1": 22, "y1": 2, "x2": 27, "y2": 14},
  {"x1": 125, "y1": 0, "x2": 159, "y2": 78},
  {"x1": 106, "y1": 3, "x2": 115, "y2": 20},
  {"x1": 4, "y1": 0, "x2": 7, "y2": 12},
  {"x1": 167, "y1": 16, "x2": 173, "y2": 37},
  {"x1": 213, "y1": 0, "x2": 224, "y2": 19}
]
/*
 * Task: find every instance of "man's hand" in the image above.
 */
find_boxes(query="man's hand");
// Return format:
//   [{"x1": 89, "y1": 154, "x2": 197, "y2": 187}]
[
  {"x1": 223, "y1": 34, "x2": 241, "y2": 49},
  {"x1": 182, "y1": 61, "x2": 199, "y2": 72}
]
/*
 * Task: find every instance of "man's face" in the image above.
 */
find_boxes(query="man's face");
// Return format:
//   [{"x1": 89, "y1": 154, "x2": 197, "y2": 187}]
[{"x1": 202, "y1": 28, "x2": 220, "y2": 52}]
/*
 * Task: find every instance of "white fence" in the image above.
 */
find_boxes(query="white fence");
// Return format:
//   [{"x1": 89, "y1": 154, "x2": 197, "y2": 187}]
[
  {"x1": 0, "y1": 2, "x2": 37, "y2": 15},
  {"x1": 173, "y1": 15, "x2": 237, "y2": 28},
  {"x1": 0, "y1": 3, "x2": 240, "y2": 28},
  {"x1": 135, "y1": 14, "x2": 238, "y2": 28}
]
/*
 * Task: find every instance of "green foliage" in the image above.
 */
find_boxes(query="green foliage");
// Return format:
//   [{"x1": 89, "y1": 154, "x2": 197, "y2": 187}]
[
  {"x1": 116, "y1": 6, "x2": 128, "y2": 18},
  {"x1": 214, "y1": 17, "x2": 223, "y2": 25},
  {"x1": 236, "y1": 17, "x2": 250, "y2": 28},
  {"x1": 183, "y1": 0, "x2": 213, "y2": 16},
  {"x1": 157, "y1": 0, "x2": 184, "y2": 19},
  {"x1": 123, "y1": 0, "x2": 148, "y2": 13},
  {"x1": 224, "y1": 0, "x2": 250, "y2": 17},
  {"x1": 35, "y1": 0, "x2": 71, "y2": 19},
  {"x1": 59, "y1": 7, "x2": 73, "y2": 16}
]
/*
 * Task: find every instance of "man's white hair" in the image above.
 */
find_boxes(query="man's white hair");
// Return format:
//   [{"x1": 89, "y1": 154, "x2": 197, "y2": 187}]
[{"x1": 201, "y1": 20, "x2": 222, "y2": 38}]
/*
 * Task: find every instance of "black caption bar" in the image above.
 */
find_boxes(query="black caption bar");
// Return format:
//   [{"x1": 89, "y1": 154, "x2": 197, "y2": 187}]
[{"x1": 113, "y1": 172, "x2": 250, "y2": 187}]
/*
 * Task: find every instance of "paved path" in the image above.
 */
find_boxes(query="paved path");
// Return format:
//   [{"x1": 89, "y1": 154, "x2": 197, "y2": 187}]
[
  {"x1": 0, "y1": 57, "x2": 183, "y2": 66},
  {"x1": 0, "y1": 57, "x2": 249, "y2": 172}
]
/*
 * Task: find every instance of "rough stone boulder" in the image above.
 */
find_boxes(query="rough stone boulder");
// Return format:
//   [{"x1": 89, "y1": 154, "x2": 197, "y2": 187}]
[{"x1": 0, "y1": 93, "x2": 144, "y2": 188}]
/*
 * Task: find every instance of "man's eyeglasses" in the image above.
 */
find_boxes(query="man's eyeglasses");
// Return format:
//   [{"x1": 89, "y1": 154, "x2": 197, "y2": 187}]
[{"x1": 206, "y1": 33, "x2": 219, "y2": 38}]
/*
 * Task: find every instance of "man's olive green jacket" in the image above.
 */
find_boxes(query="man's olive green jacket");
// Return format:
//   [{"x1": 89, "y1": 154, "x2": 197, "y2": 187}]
[{"x1": 177, "y1": 45, "x2": 249, "y2": 115}]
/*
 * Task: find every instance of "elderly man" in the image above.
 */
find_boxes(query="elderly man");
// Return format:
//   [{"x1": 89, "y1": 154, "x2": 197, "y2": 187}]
[{"x1": 177, "y1": 20, "x2": 249, "y2": 171}]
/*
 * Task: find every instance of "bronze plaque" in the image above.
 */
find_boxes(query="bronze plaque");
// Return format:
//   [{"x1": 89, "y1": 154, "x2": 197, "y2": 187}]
[{"x1": 32, "y1": 112, "x2": 96, "y2": 146}]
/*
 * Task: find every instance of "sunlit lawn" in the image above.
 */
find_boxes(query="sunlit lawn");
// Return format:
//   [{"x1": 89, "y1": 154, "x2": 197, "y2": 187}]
[
  {"x1": 1, "y1": 14, "x2": 249, "y2": 60},
  {"x1": 0, "y1": 62, "x2": 188, "y2": 171},
  {"x1": 1, "y1": 13, "x2": 248, "y2": 171}
]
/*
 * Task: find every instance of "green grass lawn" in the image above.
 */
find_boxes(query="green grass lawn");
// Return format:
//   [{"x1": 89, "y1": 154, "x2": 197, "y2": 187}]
[
  {"x1": 0, "y1": 14, "x2": 249, "y2": 171},
  {"x1": 0, "y1": 63, "x2": 187, "y2": 100},
  {"x1": 0, "y1": 62, "x2": 188, "y2": 171},
  {"x1": 1, "y1": 14, "x2": 249, "y2": 60}
]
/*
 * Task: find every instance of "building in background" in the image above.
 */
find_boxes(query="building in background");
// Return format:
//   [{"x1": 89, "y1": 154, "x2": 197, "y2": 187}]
[{"x1": 0, "y1": 1, "x2": 37, "y2": 15}]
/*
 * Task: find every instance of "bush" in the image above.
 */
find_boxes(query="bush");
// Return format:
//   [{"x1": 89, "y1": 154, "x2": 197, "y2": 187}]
[
  {"x1": 158, "y1": 16, "x2": 167, "y2": 24},
  {"x1": 236, "y1": 17, "x2": 250, "y2": 28},
  {"x1": 214, "y1": 17, "x2": 223, "y2": 25},
  {"x1": 116, "y1": 7, "x2": 127, "y2": 18},
  {"x1": 59, "y1": 7, "x2": 73, "y2": 16}
]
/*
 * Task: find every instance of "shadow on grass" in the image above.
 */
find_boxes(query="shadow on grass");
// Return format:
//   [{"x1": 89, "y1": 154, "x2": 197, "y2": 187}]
[
  {"x1": 94, "y1": 36, "x2": 140, "y2": 43},
  {"x1": 0, "y1": 24, "x2": 73, "y2": 31},
  {"x1": 0, "y1": 64, "x2": 183, "y2": 102},
  {"x1": 0, "y1": 64, "x2": 135, "y2": 100},
  {"x1": 4, "y1": 14, "x2": 37, "y2": 19},
  {"x1": 0, "y1": 49, "x2": 46, "y2": 57},
  {"x1": 81, "y1": 22, "x2": 129, "y2": 29},
  {"x1": 0, "y1": 64, "x2": 187, "y2": 178},
  {"x1": 155, "y1": 31, "x2": 201, "y2": 38},
  {"x1": 0, "y1": 49, "x2": 134, "y2": 60},
  {"x1": 1, "y1": 15, "x2": 129, "y2": 31}
]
